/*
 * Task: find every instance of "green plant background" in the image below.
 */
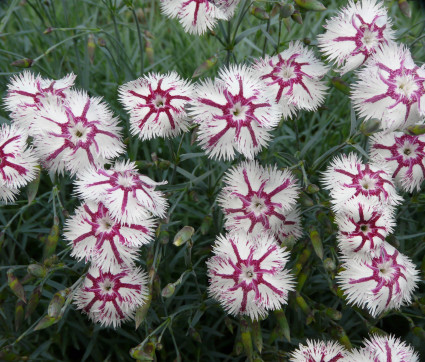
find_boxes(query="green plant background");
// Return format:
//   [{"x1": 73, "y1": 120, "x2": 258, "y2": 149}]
[{"x1": 1, "y1": 0, "x2": 425, "y2": 360}]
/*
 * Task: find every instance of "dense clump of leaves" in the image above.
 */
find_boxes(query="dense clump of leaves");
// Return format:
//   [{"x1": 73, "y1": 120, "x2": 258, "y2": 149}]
[{"x1": 1, "y1": 0, "x2": 425, "y2": 361}]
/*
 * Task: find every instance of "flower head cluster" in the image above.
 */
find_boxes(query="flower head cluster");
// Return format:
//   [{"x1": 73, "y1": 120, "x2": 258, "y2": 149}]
[
  {"x1": 323, "y1": 152, "x2": 418, "y2": 316},
  {"x1": 207, "y1": 232, "x2": 294, "y2": 320},
  {"x1": 290, "y1": 335, "x2": 418, "y2": 362},
  {"x1": 190, "y1": 64, "x2": 282, "y2": 160},
  {"x1": 347, "y1": 335, "x2": 419, "y2": 361},
  {"x1": 289, "y1": 340, "x2": 347, "y2": 362},
  {"x1": 318, "y1": 0, "x2": 395, "y2": 74},
  {"x1": 69, "y1": 160, "x2": 167, "y2": 327},
  {"x1": 5, "y1": 71, "x2": 125, "y2": 177},
  {"x1": 0, "y1": 124, "x2": 38, "y2": 203},
  {"x1": 118, "y1": 72, "x2": 194, "y2": 140},
  {"x1": 74, "y1": 266, "x2": 148, "y2": 328},
  {"x1": 351, "y1": 43, "x2": 425, "y2": 131},
  {"x1": 218, "y1": 161, "x2": 301, "y2": 242},
  {"x1": 254, "y1": 41, "x2": 328, "y2": 117},
  {"x1": 370, "y1": 131, "x2": 425, "y2": 192},
  {"x1": 160, "y1": 0, "x2": 240, "y2": 35}
]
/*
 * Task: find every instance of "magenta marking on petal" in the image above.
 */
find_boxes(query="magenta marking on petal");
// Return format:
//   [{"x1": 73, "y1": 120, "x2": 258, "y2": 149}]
[
  {"x1": 373, "y1": 134, "x2": 425, "y2": 180},
  {"x1": 348, "y1": 248, "x2": 406, "y2": 308},
  {"x1": 129, "y1": 77, "x2": 190, "y2": 131}
]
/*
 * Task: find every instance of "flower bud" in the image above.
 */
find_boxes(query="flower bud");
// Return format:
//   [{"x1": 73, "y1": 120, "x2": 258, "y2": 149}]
[
  {"x1": 280, "y1": 3, "x2": 294, "y2": 18},
  {"x1": 7, "y1": 269, "x2": 26, "y2": 303},
  {"x1": 48, "y1": 290, "x2": 67, "y2": 318},
  {"x1": 11, "y1": 58, "x2": 33, "y2": 68},
  {"x1": 161, "y1": 283, "x2": 175, "y2": 298},
  {"x1": 27, "y1": 264, "x2": 46, "y2": 278},
  {"x1": 294, "y1": 0, "x2": 326, "y2": 11},
  {"x1": 173, "y1": 226, "x2": 194, "y2": 247}
]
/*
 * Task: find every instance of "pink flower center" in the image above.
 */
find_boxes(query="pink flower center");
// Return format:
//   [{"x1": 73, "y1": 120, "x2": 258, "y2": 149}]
[
  {"x1": 373, "y1": 134, "x2": 425, "y2": 179},
  {"x1": 83, "y1": 270, "x2": 141, "y2": 319},
  {"x1": 211, "y1": 239, "x2": 283, "y2": 313},
  {"x1": 224, "y1": 169, "x2": 291, "y2": 233},
  {"x1": 349, "y1": 248, "x2": 406, "y2": 308},
  {"x1": 261, "y1": 53, "x2": 312, "y2": 103},
  {"x1": 341, "y1": 204, "x2": 387, "y2": 252},
  {"x1": 334, "y1": 163, "x2": 393, "y2": 201},
  {"x1": 334, "y1": 14, "x2": 387, "y2": 61},
  {"x1": 198, "y1": 78, "x2": 271, "y2": 148},
  {"x1": 127, "y1": 78, "x2": 190, "y2": 131},
  {"x1": 73, "y1": 203, "x2": 148, "y2": 262},
  {"x1": 43, "y1": 98, "x2": 119, "y2": 167},
  {"x1": 364, "y1": 58, "x2": 425, "y2": 122}
]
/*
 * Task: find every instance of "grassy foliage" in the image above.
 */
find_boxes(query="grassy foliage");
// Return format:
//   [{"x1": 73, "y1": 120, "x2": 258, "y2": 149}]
[{"x1": 1, "y1": 0, "x2": 425, "y2": 360}]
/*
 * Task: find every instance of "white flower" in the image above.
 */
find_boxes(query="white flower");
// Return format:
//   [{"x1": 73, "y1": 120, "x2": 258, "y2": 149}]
[
  {"x1": 5, "y1": 71, "x2": 75, "y2": 130},
  {"x1": 190, "y1": 64, "x2": 282, "y2": 160},
  {"x1": 335, "y1": 196, "x2": 395, "y2": 260},
  {"x1": 218, "y1": 161, "x2": 299, "y2": 238},
  {"x1": 289, "y1": 339, "x2": 348, "y2": 362},
  {"x1": 370, "y1": 130, "x2": 425, "y2": 192},
  {"x1": 276, "y1": 207, "x2": 303, "y2": 244},
  {"x1": 0, "y1": 124, "x2": 38, "y2": 189},
  {"x1": 347, "y1": 335, "x2": 419, "y2": 362},
  {"x1": 0, "y1": 184, "x2": 18, "y2": 204},
  {"x1": 75, "y1": 160, "x2": 168, "y2": 224},
  {"x1": 118, "y1": 72, "x2": 194, "y2": 140},
  {"x1": 322, "y1": 153, "x2": 402, "y2": 212},
  {"x1": 64, "y1": 201, "x2": 156, "y2": 272},
  {"x1": 73, "y1": 265, "x2": 149, "y2": 328},
  {"x1": 318, "y1": 0, "x2": 395, "y2": 74},
  {"x1": 160, "y1": 0, "x2": 239, "y2": 35},
  {"x1": 337, "y1": 242, "x2": 419, "y2": 317},
  {"x1": 351, "y1": 43, "x2": 425, "y2": 131},
  {"x1": 31, "y1": 90, "x2": 125, "y2": 176},
  {"x1": 207, "y1": 232, "x2": 295, "y2": 320},
  {"x1": 254, "y1": 41, "x2": 328, "y2": 114}
]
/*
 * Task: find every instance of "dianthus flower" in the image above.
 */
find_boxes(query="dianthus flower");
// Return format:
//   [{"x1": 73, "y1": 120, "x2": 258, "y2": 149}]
[
  {"x1": 74, "y1": 265, "x2": 148, "y2": 328},
  {"x1": 118, "y1": 72, "x2": 193, "y2": 140},
  {"x1": 276, "y1": 207, "x2": 303, "y2": 244},
  {"x1": 347, "y1": 335, "x2": 419, "y2": 362},
  {"x1": 254, "y1": 41, "x2": 328, "y2": 115},
  {"x1": 0, "y1": 184, "x2": 18, "y2": 204},
  {"x1": 75, "y1": 160, "x2": 168, "y2": 224},
  {"x1": 335, "y1": 196, "x2": 395, "y2": 260},
  {"x1": 64, "y1": 201, "x2": 156, "y2": 272},
  {"x1": 370, "y1": 131, "x2": 425, "y2": 192},
  {"x1": 0, "y1": 124, "x2": 38, "y2": 203},
  {"x1": 207, "y1": 233, "x2": 294, "y2": 320},
  {"x1": 218, "y1": 161, "x2": 299, "y2": 238},
  {"x1": 337, "y1": 242, "x2": 419, "y2": 317},
  {"x1": 5, "y1": 71, "x2": 75, "y2": 130},
  {"x1": 160, "y1": 0, "x2": 239, "y2": 35},
  {"x1": 289, "y1": 340, "x2": 347, "y2": 362},
  {"x1": 318, "y1": 0, "x2": 395, "y2": 74},
  {"x1": 351, "y1": 43, "x2": 425, "y2": 131},
  {"x1": 32, "y1": 90, "x2": 124, "y2": 176},
  {"x1": 190, "y1": 65, "x2": 281, "y2": 160},
  {"x1": 322, "y1": 153, "x2": 402, "y2": 212}
]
